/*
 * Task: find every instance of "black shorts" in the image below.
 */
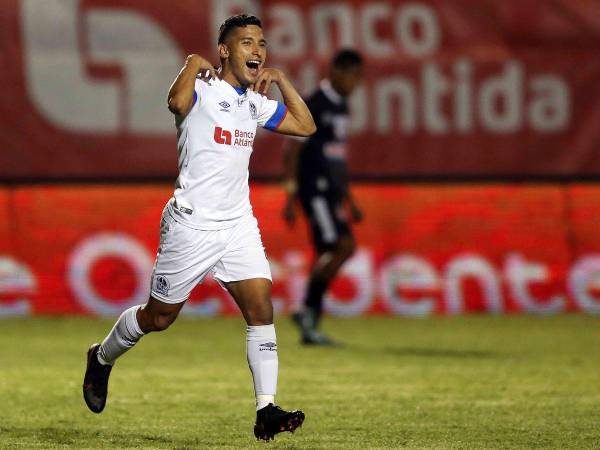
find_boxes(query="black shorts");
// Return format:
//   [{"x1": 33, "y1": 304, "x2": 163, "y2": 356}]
[{"x1": 299, "y1": 192, "x2": 352, "y2": 252}]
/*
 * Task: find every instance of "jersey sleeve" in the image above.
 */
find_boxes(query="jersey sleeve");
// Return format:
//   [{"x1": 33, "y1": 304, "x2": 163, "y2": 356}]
[
  {"x1": 257, "y1": 95, "x2": 288, "y2": 130},
  {"x1": 189, "y1": 78, "x2": 206, "y2": 114},
  {"x1": 175, "y1": 78, "x2": 206, "y2": 127}
]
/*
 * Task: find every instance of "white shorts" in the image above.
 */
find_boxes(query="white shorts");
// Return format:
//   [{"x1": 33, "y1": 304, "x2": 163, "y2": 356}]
[{"x1": 150, "y1": 208, "x2": 271, "y2": 304}]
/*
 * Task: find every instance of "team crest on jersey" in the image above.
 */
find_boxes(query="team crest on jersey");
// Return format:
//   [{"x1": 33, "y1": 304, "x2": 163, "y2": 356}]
[
  {"x1": 249, "y1": 101, "x2": 258, "y2": 120},
  {"x1": 155, "y1": 275, "x2": 170, "y2": 296},
  {"x1": 218, "y1": 100, "x2": 231, "y2": 112}
]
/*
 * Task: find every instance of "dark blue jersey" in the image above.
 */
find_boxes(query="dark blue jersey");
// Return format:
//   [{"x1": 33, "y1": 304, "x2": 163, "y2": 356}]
[{"x1": 297, "y1": 80, "x2": 350, "y2": 200}]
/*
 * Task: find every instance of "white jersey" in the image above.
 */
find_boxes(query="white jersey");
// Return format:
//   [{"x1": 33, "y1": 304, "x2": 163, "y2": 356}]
[{"x1": 168, "y1": 77, "x2": 287, "y2": 229}]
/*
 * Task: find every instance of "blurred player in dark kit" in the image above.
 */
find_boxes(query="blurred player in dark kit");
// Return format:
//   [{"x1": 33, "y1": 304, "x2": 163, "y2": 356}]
[{"x1": 282, "y1": 49, "x2": 364, "y2": 345}]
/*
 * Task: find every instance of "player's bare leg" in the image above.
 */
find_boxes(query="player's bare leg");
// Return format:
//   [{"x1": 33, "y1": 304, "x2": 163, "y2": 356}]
[
  {"x1": 136, "y1": 297, "x2": 185, "y2": 333},
  {"x1": 82, "y1": 297, "x2": 184, "y2": 413},
  {"x1": 224, "y1": 278, "x2": 305, "y2": 441},
  {"x1": 294, "y1": 235, "x2": 355, "y2": 345}
]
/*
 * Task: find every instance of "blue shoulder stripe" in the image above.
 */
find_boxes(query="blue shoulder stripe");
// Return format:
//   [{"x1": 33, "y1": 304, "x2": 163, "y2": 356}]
[{"x1": 264, "y1": 102, "x2": 287, "y2": 130}]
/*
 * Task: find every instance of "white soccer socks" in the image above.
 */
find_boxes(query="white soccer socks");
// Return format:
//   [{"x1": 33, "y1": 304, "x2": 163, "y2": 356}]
[
  {"x1": 246, "y1": 324, "x2": 278, "y2": 410},
  {"x1": 97, "y1": 305, "x2": 145, "y2": 365},
  {"x1": 96, "y1": 311, "x2": 279, "y2": 411}
]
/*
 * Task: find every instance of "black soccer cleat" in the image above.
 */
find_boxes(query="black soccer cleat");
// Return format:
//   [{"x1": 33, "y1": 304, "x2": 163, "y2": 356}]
[
  {"x1": 82, "y1": 343, "x2": 112, "y2": 413},
  {"x1": 292, "y1": 310, "x2": 340, "y2": 346},
  {"x1": 301, "y1": 330, "x2": 338, "y2": 346},
  {"x1": 254, "y1": 403, "x2": 305, "y2": 441}
]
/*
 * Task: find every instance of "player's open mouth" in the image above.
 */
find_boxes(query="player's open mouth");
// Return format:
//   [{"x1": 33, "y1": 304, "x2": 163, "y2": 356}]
[{"x1": 246, "y1": 60, "x2": 261, "y2": 77}]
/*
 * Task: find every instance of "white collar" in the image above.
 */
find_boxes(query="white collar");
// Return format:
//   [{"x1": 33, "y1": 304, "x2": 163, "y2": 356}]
[
  {"x1": 216, "y1": 78, "x2": 248, "y2": 97},
  {"x1": 320, "y1": 79, "x2": 343, "y2": 105}
]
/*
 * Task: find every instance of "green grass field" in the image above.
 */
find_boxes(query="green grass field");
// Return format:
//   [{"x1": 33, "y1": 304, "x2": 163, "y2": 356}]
[{"x1": 1, "y1": 315, "x2": 600, "y2": 449}]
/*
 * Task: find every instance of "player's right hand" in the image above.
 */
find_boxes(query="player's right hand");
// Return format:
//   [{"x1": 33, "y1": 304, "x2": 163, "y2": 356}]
[{"x1": 188, "y1": 54, "x2": 217, "y2": 80}]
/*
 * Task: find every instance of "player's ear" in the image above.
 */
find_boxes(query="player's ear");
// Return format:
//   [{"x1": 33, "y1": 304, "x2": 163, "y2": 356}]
[{"x1": 218, "y1": 43, "x2": 229, "y2": 59}]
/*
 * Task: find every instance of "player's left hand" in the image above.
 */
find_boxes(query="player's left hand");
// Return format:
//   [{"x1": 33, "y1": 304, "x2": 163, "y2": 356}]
[
  {"x1": 251, "y1": 68, "x2": 283, "y2": 95},
  {"x1": 350, "y1": 203, "x2": 364, "y2": 223},
  {"x1": 282, "y1": 198, "x2": 297, "y2": 227}
]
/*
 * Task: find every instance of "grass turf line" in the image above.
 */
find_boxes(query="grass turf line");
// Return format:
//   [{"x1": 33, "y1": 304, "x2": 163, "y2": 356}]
[{"x1": 0, "y1": 315, "x2": 599, "y2": 449}]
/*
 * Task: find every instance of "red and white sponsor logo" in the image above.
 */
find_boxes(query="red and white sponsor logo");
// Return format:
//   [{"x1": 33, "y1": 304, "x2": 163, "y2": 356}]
[
  {"x1": 214, "y1": 127, "x2": 255, "y2": 147},
  {"x1": 214, "y1": 127, "x2": 232, "y2": 145}
]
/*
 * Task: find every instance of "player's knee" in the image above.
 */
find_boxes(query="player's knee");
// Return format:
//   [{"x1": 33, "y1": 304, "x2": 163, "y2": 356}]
[{"x1": 244, "y1": 301, "x2": 273, "y2": 326}]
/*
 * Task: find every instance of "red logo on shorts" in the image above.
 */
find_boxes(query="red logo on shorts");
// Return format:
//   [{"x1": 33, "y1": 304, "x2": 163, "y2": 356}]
[{"x1": 214, "y1": 127, "x2": 232, "y2": 145}]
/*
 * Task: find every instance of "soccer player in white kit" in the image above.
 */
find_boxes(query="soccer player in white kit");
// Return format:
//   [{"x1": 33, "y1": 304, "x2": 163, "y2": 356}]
[{"x1": 82, "y1": 14, "x2": 316, "y2": 442}]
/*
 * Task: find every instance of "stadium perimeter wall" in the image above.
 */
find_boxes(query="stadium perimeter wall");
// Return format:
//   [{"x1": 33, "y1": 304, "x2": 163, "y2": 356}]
[{"x1": 1, "y1": 183, "x2": 599, "y2": 317}]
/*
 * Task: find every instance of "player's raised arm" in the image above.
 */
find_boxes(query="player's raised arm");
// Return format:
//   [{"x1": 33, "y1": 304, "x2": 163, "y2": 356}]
[
  {"x1": 253, "y1": 69, "x2": 316, "y2": 137},
  {"x1": 167, "y1": 54, "x2": 216, "y2": 116}
]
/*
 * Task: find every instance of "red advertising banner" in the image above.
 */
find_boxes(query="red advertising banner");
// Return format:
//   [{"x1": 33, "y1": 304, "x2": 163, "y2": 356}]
[
  {"x1": 1, "y1": 183, "x2": 600, "y2": 317},
  {"x1": 1, "y1": 1, "x2": 600, "y2": 179}
]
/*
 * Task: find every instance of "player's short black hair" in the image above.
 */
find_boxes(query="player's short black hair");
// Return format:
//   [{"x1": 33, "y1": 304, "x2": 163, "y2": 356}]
[
  {"x1": 332, "y1": 49, "x2": 363, "y2": 69},
  {"x1": 218, "y1": 14, "x2": 262, "y2": 44}
]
